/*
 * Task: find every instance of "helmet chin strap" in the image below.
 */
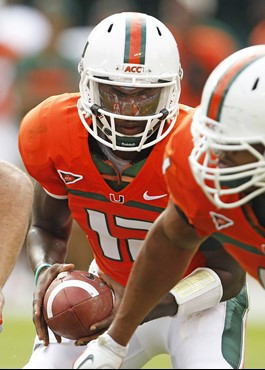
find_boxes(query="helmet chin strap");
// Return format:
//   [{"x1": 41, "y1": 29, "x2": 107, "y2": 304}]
[
  {"x1": 96, "y1": 120, "x2": 142, "y2": 150},
  {"x1": 90, "y1": 104, "x2": 111, "y2": 135}
]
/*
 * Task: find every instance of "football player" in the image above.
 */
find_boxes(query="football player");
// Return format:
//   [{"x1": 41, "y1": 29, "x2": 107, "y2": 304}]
[
  {"x1": 72, "y1": 45, "x2": 265, "y2": 369},
  {"x1": 19, "y1": 12, "x2": 248, "y2": 369},
  {"x1": 0, "y1": 161, "x2": 33, "y2": 332}
]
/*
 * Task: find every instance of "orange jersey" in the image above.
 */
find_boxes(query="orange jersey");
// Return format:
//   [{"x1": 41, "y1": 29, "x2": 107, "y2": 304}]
[
  {"x1": 19, "y1": 93, "x2": 203, "y2": 285},
  {"x1": 164, "y1": 107, "x2": 265, "y2": 287}
]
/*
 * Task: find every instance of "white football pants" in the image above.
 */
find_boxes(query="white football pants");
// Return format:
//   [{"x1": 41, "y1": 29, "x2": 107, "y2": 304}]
[{"x1": 23, "y1": 284, "x2": 248, "y2": 369}]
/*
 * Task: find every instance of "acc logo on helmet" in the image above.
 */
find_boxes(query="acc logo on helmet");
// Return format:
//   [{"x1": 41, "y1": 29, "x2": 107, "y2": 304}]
[{"x1": 124, "y1": 65, "x2": 144, "y2": 73}]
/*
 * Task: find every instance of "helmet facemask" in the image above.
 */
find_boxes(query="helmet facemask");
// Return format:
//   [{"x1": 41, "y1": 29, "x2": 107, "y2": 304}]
[
  {"x1": 190, "y1": 109, "x2": 265, "y2": 209},
  {"x1": 78, "y1": 68, "x2": 181, "y2": 151}
]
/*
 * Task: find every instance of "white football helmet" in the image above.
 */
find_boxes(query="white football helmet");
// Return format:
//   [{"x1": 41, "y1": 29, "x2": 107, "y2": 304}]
[
  {"x1": 78, "y1": 12, "x2": 183, "y2": 152},
  {"x1": 189, "y1": 45, "x2": 265, "y2": 209}
]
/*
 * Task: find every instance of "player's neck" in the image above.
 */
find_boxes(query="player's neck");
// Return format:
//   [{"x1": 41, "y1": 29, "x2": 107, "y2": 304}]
[
  {"x1": 110, "y1": 149, "x2": 139, "y2": 161},
  {"x1": 100, "y1": 144, "x2": 132, "y2": 172}
]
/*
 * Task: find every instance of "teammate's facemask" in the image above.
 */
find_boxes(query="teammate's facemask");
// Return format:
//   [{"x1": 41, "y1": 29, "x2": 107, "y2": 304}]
[
  {"x1": 189, "y1": 45, "x2": 265, "y2": 209},
  {"x1": 77, "y1": 11, "x2": 183, "y2": 152}
]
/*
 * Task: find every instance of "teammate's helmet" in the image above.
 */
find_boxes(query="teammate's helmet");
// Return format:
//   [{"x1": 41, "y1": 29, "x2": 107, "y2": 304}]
[
  {"x1": 78, "y1": 12, "x2": 183, "y2": 152},
  {"x1": 189, "y1": 45, "x2": 265, "y2": 209}
]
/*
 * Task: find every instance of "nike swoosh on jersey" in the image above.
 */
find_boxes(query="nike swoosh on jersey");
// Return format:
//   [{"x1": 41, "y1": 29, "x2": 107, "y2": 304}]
[{"x1": 143, "y1": 191, "x2": 168, "y2": 201}]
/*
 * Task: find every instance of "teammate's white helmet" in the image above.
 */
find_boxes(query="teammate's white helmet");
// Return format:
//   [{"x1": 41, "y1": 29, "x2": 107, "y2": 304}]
[
  {"x1": 189, "y1": 45, "x2": 265, "y2": 209},
  {"x1": 78, "y1": 12, "x2": 183, "y2": 152}
]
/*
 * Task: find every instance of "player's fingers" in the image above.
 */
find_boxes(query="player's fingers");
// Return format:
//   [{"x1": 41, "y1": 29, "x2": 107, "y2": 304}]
[
  {"x1": 75, "y1": 328, "x2": 106, "y2": 346},
  {"x1": 38, "y1": 263, "x2": 75, "y2": 293},
  {"x1": 98, "y1": 272, "x2": 124, "y2": 297},
  {"x1": 33, "y1": 302, "x2": 49, "y2": 346},
  {"x1": 33, "y1": 303, "x2": 42, "y2": 332},
  {"x1": 42, "y1": 324, "x2": 50, "y2": 346},
  {"x1": 58, "y1": 263, "x2": 75, "y2": 273},
  {"x1": 34, "y1": 263, "x2": 76, "y2": 314},
  {"x1": 53, "y1": 331, "x2": 62, "y2": 344},
  {"x1": 35, "y1": 320, "x2": 49, "y2": 346},
  {"x1": 33, "y1": 264, "x2": 75, "y2": 346},
  {"x1": 89, "y1": 316, "x2": 113, "y2": 333},
  {"x1": 98, "y1": 271, "x2": 112, "y2": 284}
]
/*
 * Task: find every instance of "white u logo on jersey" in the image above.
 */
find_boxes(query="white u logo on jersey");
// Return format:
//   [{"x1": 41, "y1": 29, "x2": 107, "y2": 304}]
[{"x1": 109, "y1": 193, "x2": 125, "y2": 203}]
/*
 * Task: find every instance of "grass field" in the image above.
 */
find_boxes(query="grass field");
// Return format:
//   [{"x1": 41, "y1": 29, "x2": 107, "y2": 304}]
[{"x1": 0, "y1": 317, "x2": 264, "y2": 369}]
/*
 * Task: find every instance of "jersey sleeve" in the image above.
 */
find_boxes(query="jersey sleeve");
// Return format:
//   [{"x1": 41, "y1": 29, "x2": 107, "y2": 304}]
[
  {"x1": 163, "y1": 109, "x2": 211, "y2": 237},
  {"x1": 18, "y1": 96, "x2": 67, "y2": 198}
]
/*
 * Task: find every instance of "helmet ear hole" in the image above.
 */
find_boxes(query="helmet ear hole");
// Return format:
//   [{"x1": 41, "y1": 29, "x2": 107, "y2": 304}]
[
  {"x1": 107, "y1": 24, "x2": 114, "y2": 33},
  {"x1": 252, "y1": 78, "x2": 259, "y2": 91},
  {"x1": 81, "y1": 41, "x2": 89, "y2": 58},
  {"x1": 156, "y1": 26, "x2": 162, "y2": 36}
]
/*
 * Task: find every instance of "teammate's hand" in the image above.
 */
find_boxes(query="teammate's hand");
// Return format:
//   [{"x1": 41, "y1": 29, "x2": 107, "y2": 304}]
[
  {"x1": 73, "y1": 332, "x2": 128, "y2": 369},
  {"x1": 0, "y1": 289, "x2": 4, "y2": 333},
  {"x1": 33, "y1": 262, "x2": 75, "y2": 346},
  {"x1": 75, "y1": 272, "x2": 125, "y2": 346}
]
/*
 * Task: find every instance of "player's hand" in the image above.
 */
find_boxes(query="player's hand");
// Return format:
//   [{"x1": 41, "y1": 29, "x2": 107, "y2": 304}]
[
  {"x1": 141, "y1": 292, "x2": 178, "y2": 323},
  {"x1": 33, "y1": 262, "x2": 75, "y2": 346},
  {"x1": 73, "y1": 332, "x2": 128, "y2": 369},
  {"x1": 75, "y1": 272, "x2": 125, "y2": 346},
  {"x1": 0, "y1": 289, "x2": 4, "y2": 333}
]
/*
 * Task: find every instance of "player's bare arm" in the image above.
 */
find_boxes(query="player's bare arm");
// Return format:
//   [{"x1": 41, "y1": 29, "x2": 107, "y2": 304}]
[
  {"x1": 0, "y1": 161, "x2": 33, "y2": 326},
  {"x1": 201, "y1": 241, "x2": 246, "y2": 302},
  {"x1": 75, "y1": 203, "x2": 246, "y2": 348},
  {"x1": 27, "y1": 183, "x2": 75, "y2": 345},
  {"x1": 143, "y1": 238, "x2": 246, "y2": 324},
  {"x1": 107, "y1": 198, "x2": 203, "y2": 346}
]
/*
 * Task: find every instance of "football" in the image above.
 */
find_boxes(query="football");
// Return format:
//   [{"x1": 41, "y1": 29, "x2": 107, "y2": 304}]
[{"x1": 43, "y1": 270, "x2": 114, "y2": 340}]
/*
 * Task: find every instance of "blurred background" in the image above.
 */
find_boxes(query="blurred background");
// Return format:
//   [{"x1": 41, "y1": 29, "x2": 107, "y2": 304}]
[{"x1": 1, "y1": 0, "x2": 265, "y2": 368}]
